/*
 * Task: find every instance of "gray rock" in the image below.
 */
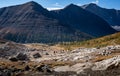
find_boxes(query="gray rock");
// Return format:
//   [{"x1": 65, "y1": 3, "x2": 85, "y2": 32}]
[
  {"x1": 36, "y1": 64, "x2": 52, "y2": 73},
  {"x1": 9, "y1": 57, "x2": 18, "y2": 62},
  {"x1": 16, "y1": 53, "x2": 29, "y2": 61},
  {"x1": 24, "y1": 65, "x2": 30, "y2": 71},
  {"x1": 33, "y1": 53, "x2": 41, "y2": 58},
  {"x1": 92, "y1": 56, "x2": 120, "y2": 71}
]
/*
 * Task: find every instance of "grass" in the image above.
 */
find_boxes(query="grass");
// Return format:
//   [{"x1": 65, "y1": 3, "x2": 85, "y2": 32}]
[
  {"x1": 24, "y1": 43, "x2": 64, "y2": 51},
  {"x1": 92, "y1": 55, "x2": 114, "y2": 62},
  {"x1": 57, "y1": 32, "x2": 120, "y2": 50},
  {"x1": 92, "y1": 50, "x2": 120, "y2": 62}
]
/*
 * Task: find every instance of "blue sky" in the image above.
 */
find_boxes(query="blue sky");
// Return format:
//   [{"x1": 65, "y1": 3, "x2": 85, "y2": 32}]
[{"x1": 0, "y1": 0, "x2": 120, "y2": 10}]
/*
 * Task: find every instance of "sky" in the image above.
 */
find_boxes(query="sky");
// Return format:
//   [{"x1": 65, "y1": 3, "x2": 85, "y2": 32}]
[{"x1": 0, "y1": 0, "x2": 120, "y2": 10}]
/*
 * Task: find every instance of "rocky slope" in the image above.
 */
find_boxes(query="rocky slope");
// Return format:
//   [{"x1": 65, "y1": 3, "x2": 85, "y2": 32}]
[
  {"x1": 0, "y1": 39, "x2": 29, "y2": 58},
  {"x1": 0, "y1": 40, "x2": 120, "y2": 76},
  {"x1": 0, "y1": 38, "x2": 120, "y2": 76}
]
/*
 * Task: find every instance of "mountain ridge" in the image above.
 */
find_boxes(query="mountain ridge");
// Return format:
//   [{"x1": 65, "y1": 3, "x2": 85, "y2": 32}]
[
  {"x1": 0, "y1": 1, "x2": 93, "y2": 43},
  {"x1": 0, "y1": 1, "x2": 117, "y2": 43},
  {"x1": 82, "y1": 3, "x2": 120, "y2": 27},
  {"x1": 51, "y1": 3, "x2": 116, "y2": 37}
]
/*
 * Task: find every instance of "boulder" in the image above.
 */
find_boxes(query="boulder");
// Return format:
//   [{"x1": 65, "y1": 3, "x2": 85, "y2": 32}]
[
  {"x1": 36, "y1": 64, "x2": 52, "y2": 73},
  {"x1": 54, "y1": 63, "x2": 93, "y2": 74},
  {"x1": 45, "y1": 52, "x2": 49, "y2": 55},
  {"x1": 9, "y1": 57, "x2": 18, "y2": 62},
  {"x1": 33, "y1": 53, "x2": 41, "y2": 58},
  {"x1": 24, "y1": 65, "x2": 30, "y2": 71},
  {"x1": 16, "y1": 53, "x2": 29, "y2": 61}
]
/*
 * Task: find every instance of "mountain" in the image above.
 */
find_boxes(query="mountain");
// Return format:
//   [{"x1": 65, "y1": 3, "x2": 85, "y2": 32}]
[
  {"x1": 82, "y1": 3, "x2": 120, "y2": 30},
  {"x1": 51, "y1": 4, "x2": 117, "y2": 37},
  {"x1": 0, "y1": 1, "x2": 93, "y2": 43},
  {"x1": 0, "y1": 2, "x2": 117, "y2": 43}
]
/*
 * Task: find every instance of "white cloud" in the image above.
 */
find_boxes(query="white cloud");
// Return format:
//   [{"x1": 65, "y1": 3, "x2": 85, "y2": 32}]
[
  {"x1": 47, "y1": 7, "x2": 62, "y2": 10},
  {"x1": 92, "y1": 0, "x2": 99, "y2": 4},
  {"x1": 112, "y1": 26, "x2": 120, "y2": 31},
  {"x1": 53, "y1": 3, "x2": 61, "y2": 7},
  {"x1": 47, "y1": 3, "x2": 63, "y2": 10},
  {"x1": 76, "y1": 3, "x2": 81, "y2": 6}
]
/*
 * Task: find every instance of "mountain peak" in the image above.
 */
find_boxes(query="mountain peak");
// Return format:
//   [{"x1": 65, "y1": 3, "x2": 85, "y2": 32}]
[
  {"x1": 64, "y1": 3, "x2": 81, "y2": 10},
  {"x1": 23, "y1": 1, "x2": 42, "y2": 8},
  {"x1": 89, "y1": 3, "x2": 98, "y2": 6},
  {"x1": 66, "y1": 3, "x2": 78, "y2": 7},
  {"x1": 69, "y1": 3, "x2": 76, "y2": 6},
  {"x1": 82, "y1": 3, "x2": 99, "y2": 9},
  {"x1": 25, "y1": 1, "x2": 39, "y2": 5},
  {"x1": 20, "y1": 1, "x2": 48, "y2": 13}
]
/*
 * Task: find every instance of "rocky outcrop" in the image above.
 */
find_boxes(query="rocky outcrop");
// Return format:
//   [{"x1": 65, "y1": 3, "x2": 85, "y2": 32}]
[
  {"x1": 9, "y1": 53, "x2": 29, "y2": 61},
  {"x1": 33, "y1": 53, "x2": 41, "y2": 58},
  {"x1": 36, "y1": 64, "x2": 53, "y2": 73},
  {"x1": 9, "y1": 57, "x2": 18, "y2": 62},
  {"x1": 92, "y1": 56, "x2": 120, "y2": 70},
  {"x1": 16, "y1": 53, "x2": 29, "y2": 61},
  {"x1": 0, "y1": 39, "x2": 30, "y2": 59},
  {"x1": 54, "y1": 56, "x2": 120, "y2": 75}
]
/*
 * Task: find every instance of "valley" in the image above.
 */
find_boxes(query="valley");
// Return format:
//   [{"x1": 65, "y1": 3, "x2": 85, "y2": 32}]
[
  {"x1": 0, "y1": 32, "x2": 120, "y2": 76},
  {"x1": 0, "y1": 1, "x2": 120, "y2": 76}
]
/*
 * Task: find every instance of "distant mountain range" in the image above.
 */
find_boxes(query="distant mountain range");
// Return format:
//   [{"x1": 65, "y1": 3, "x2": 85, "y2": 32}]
[
  {"x1": 51, "y1": 4, "x2": 116, "y2": 37},
  {"x1": 82, "y1": 3, "x2": 120, "y2": 31},
  {"x1": 0, "y1": 1, "x2": 117, "y2": 43}
]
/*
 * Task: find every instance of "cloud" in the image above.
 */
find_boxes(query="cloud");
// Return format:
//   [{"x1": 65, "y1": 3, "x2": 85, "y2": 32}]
[
  {"x1": 92, "y1": 0, "x2": 99, "y2": 4},
  {"x1": 53, "y1": 3, "x2": 61, "y2": 7},
  {"x1": 47, "y1": 3, "x2": 63, "y2": 10},
  {"x1": 112, "y1": 26, "x2": 120, "y2": 31},
  {"x1": 47, "y1": 7, "x2": 62, "y2": 10},
  {"x1": 76, "y1": 3, "x2": 81, "y2": 6}
]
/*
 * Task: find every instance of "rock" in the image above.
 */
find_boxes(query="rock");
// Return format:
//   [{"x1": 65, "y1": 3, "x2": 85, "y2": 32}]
[
  {"x1": 12, "y1": 68, "x2": 22, "y2": 73},
  {"x1": 106, "y1": 63, "x2": 119, "y2": 70},
  {"x1": 33, "y1": 53, "x2": 41, "y2": 58},
  {"x1": 92, "y1": 56, "x2": 120, "y2": 71},
  {"x1": 36, "y1": 65, "x2": 45, "y2": 72},
  {"x1": 73, "y1": 56, "x2": 80, "y2": 61},
  {"x1": 24, "y1": 65, "x2": 30, "y2": 71},
  {"x1": 100, "y1": 50, "x2": 112, "y2": 56},
  {"x1": 9, "y1": 57, "x2": 18, "y2": 62},
  {"x1": 4, "y1": 69, "x2": 11, "y2": 76},
  {"x1": 54, "y1": 63, "x2": 93, "y2": 74},
  {"x1": 16, "y1": 53, "x2": 29, "y2": 61},
  {"x1": 0, "y1": 69, "x2": 12, "y2": 76},
  {"x1": 45, "y1": 52, "x2": 49, "y2": 55},
  {"x1": 36, "y1": 64, "x2": 52, "y2": 73},
  {"x1": 54, "y1": 66, "x2": 70, "y2": 72}
]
